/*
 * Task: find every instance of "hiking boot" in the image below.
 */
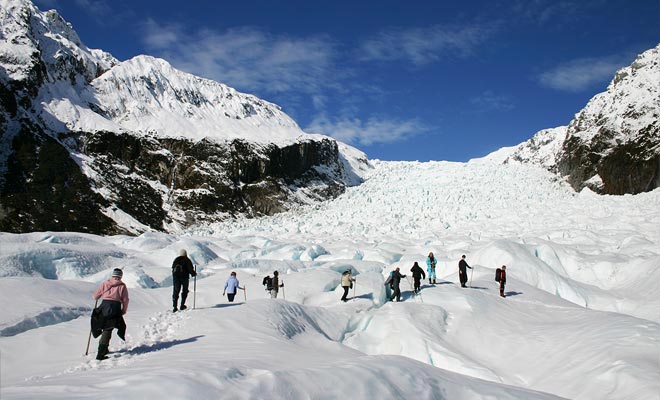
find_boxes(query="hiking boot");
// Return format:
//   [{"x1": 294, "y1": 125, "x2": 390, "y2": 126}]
[
  {"x1": 180, "y1": 305, "x2": 187, "y2": 311},
  {"x1": 96, "y1": 344, "x2": 109, "y2": 360},
  {"x1": 173, "y1": 307, "x2": 178, "y2": 312}
]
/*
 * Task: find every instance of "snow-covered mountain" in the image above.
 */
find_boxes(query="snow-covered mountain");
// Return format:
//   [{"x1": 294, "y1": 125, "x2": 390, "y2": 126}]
[
  {"x1": 499, "y1": 44, "x2": 659, "y2": 194},
  {"x1": 0, "y1": 0, "x2": 368, "y2": 235}
]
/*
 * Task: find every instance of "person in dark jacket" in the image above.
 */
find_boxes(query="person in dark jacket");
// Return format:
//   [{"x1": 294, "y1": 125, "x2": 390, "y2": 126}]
[
  {"x1": 458, "y1": 255, "x2": 472, "y2": 288},
  {"x1": 270, "y1": 270, "x2": 284, "y2": 299},
  {"x1": 92, "y1": 268, "x2": 129, "y2": 360},
  {"x1": 410, "y1": 262, "x2": 425, "y2": 293},
  {"x1": 389, "y1": 267, "x2": 406, "y2": 302},
  {"x1": 172, "y1": 249, "x2": 196, "y2": 312},
  {"x1": 499, "y1": 265, "x2": 507, "y2": 297}
]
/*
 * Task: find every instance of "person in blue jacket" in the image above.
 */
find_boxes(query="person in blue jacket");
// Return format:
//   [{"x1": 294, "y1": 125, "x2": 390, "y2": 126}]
[
  {"x1": 223, "y1": 271, "x2": 244, "y2": 302},
  {"x1": 426, "y1": 252, "x2": 438, "y2": 284}
]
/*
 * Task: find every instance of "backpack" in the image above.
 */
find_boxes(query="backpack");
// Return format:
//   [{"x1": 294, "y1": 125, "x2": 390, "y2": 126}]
[
  {"x1": 262, "y1": 276, "x2": 273, "y2": 290},
  {"x1": 172, "y1": 259, "x2": 186, "y2": 277},
  {"x1": 495, "y1": 268, "x2": 502, "y2": 282}
]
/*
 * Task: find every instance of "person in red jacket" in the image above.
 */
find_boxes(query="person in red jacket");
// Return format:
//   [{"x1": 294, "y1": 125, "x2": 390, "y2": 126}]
[
  {"x1": 499, "y1": 265, "x2": 507, "y2": 298},
  {"x1": 92, "y1": 268, "x2": 129, "y2": 360}
]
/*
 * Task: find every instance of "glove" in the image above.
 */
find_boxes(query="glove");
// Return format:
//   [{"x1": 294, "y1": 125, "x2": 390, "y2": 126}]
[{"x1": 191, "y1": 271, "x2": 197, "y2": 277}]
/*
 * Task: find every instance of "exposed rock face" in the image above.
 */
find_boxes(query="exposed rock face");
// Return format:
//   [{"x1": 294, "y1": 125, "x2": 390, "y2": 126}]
[
  {"x1": 502, "y1": 44, "x2": 659, "y2": 195},
  {"x1": 0, "y1": 0, "x2": 366, "y2": 234},
  {"x1": 555, "y1": 44, "x2": 660, "y2": 194}
]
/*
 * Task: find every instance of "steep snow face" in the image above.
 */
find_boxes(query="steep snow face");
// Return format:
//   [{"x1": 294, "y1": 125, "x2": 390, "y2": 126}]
[
  {"x1": 0, "y1": 0, "x2": 116, "y2": 84},
  {"x1": 60, "y1": 55, "x2": 306, "y2": 145},
  {"x1": 565, "y1": 44, "x2": 659, "y2": 144}
]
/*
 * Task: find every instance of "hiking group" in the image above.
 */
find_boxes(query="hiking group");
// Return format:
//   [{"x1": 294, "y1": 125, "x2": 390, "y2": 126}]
[
  {"x1": 89, "y1": 249, "x2": 508, "y2": 360},
  {"x1": 384, "y1": 254, "x2": 508, "y2": 302}
]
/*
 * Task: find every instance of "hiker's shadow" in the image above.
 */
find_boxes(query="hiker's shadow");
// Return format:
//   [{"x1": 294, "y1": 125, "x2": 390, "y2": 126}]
[
  {"x1": 211, "y1": 303, "x2": 243, "y2": 309},
  {"x1": 125, "y1": 335, "x2": 204, "y2": 355},
  {"x1": 505, "y1": 291, "x2": 523, "y2": 297},
  {"x1": 469, "y1": 286, "x2": 488, "y2": 290},
  {"x1": 353, "y1": 293, "x2": 374, "y2": 300}
]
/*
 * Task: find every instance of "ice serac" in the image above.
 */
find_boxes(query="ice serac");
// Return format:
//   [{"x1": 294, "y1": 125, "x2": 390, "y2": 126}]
[
  {"x1": 0, "y1": 0, "x2": 367, "y2": 234},
  {"x1": 556, "y1": 44, "x2": 660, "y2": 195}
]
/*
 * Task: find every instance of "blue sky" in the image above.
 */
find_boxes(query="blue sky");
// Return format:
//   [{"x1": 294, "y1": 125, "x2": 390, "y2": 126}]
[{"x1": 36, "y1": 0, "x2": 660, "y2": 161}]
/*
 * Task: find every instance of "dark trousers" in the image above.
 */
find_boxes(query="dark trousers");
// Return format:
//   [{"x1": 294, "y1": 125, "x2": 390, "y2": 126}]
[
  {"x1": 459, "y1": 271, "x2": 468, "y2": 287},
  {"x1": 390, "y1": 286, "x2": 401, "y2": 301},
  {"x1": 413, "y1": 277, "x2": 421, "y2": 292},
  {"x1": 500, "y1": 282, "x2": 506, "y2": 297},
  {"x1": 173, "y1": 277, "x2": 190, "y2": 307},
  {"x1": 341, "y1": 286, "x2": 350, "y2": 301},
  {"x1": 227, "y1": 292, "x2": 236, "y2": 302}
]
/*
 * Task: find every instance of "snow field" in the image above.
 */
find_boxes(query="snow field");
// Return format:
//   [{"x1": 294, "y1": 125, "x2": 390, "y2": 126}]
[{"x1": 2, "y1": 160, "x2": 660, "y2": 399}]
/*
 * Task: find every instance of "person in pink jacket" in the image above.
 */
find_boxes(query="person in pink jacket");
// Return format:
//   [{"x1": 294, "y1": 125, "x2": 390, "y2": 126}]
[{"x1": 91, "y1": 268, "x2": 129, "y2": 360}]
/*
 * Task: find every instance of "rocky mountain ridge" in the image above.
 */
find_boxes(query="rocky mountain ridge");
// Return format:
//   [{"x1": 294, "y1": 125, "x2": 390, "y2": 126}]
[
  {"x1": 502, "y1": 44, "x2": 659, "y2": 194},
  {"x1": 0, "y1": 0, "x2": 368, "y2": 235}
]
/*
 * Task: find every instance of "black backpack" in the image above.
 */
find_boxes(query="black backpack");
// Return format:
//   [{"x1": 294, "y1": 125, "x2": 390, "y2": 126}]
[
  {"x1": 172, "y1": 259, "x2": 186, "y2": 277},
  {"x1": 495, "y1": 268, "x2": 502, "y2": 282},
  {"x1": 262, "y1": 276, "x2": 273, "y2": 290}
]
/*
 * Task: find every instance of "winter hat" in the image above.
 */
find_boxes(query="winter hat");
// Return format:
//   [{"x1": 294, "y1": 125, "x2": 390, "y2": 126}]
[
  {"x1": 112, "y1": 268, "x2": 123, "y2": 278},
  {"x1": 179, "y1": 249, "x2": 187, "y2": 257}
]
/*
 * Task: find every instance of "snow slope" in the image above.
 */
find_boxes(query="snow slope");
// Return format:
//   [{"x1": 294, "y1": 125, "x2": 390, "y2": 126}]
[{"x1": 2, "y1": 159, "x2": 660, "y2": 399}]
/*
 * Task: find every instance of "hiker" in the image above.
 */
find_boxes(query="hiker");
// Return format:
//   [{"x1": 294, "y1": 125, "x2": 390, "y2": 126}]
[
  {"x1": 91, "y1": 268, "x2": 129, "y2": 360},
  {"x1": 426, "y1": 252, "x2": 438, "y2": 284},
  {"x1": 223, "y1": 271, "x2": 244, "y2": 302},
  {"x1": 270, "y1": 270, "x2": 284, "y2": 299},
  {"x1": 340, "y1": 269, "x2": 356, "y2": 302},
  {"x1": 410, "y1": 262, "x2": 425, "y2": 293},
  {"x1": 458, "y1": 255, "x2": 472, "y2": 287},
  {"x1": 172, "y1": 249, "x2": 196, "y2": 312},
  {"x1": 389, "y1": 267, "x2": 406, "y2": 302},
  {"x1": 499, "y1": 265, "x2": 507, "y2": 297}
]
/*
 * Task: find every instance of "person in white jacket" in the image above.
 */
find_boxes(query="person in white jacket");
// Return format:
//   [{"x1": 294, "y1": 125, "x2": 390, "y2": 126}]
[{"x1": 340, "y1": 269, "x2": 356, "y2": 302}]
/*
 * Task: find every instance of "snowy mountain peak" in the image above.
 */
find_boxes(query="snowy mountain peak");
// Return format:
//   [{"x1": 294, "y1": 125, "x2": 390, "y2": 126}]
[
  {"x1": 0, "y1": 0, "x2": 116, "y2": 84},
  {"x1": 82, "y1": 54, "x2": 304, "y2": 143},
  {"x1": 485, "y1": 43, "x2": 660, "y2": 195}
]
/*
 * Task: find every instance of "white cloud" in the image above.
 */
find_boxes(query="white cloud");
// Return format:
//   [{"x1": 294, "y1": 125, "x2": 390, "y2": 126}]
[
  {"x1": 140, "y1": 21, "x2": 339, "y2": 95},
  {"x1": 470, "y1": 90, "x2": 515, "y2": 112},
  {"x1": 359, "y1": 23, "x2": 494, "y2": 65},
  {"x1": 306, "y1": 115, "x2": 426, "y2": 146},
  {"x1": 538, "y1": 54, "x2": 632, "y2": 92}
]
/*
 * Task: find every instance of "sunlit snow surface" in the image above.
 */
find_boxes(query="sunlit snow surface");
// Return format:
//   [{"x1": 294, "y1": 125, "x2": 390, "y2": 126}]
[{"x1": 2, "y1": 160, "x2": 660, "y2": 400}]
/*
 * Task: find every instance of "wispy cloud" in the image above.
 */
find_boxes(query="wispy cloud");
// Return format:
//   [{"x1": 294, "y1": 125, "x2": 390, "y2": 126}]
[
  {"x1": 73, "y1": 0, "x2": 111, "y2": 18},
  {"x1": 538, "y1": 53, "x2": 633, "y2": 92},
  {"x1": 470, "y1": 90, "x2": 515, "y2": 112},
  {"x1": 306, "y1": 115, "x2": 426, "y2": 146},
  {"x1": 359, "y1": 23, "x2": 495, "y2": 65},
  {"x1": 141, "y1": 20, "x2": 340, "y2": 96},
  {"x1": 511, "y1": 0, "x2": 604, "y2": 26}
]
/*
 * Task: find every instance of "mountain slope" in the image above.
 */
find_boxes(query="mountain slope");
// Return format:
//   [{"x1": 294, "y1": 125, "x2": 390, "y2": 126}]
[
  {"x1": 0, "y1": 0, "x2": 367, "y2": 235},
  {"x1": 500, "y1": 44, "x2": 659, "y2": 194}
]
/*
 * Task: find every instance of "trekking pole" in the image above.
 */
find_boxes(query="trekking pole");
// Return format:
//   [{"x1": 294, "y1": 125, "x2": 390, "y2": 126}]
[
  {"x1": 243, "y1": 286, "x2": 247, "y2": 302},
  {"x1": 469, "y1": 265, "x2": 474, "y2": 288},
  {"x1": 193, "y1": 265, "x2": 197, "y2": 310},
  {"x1": 85, "y1": 299, "x2": 98, "y2": 356}
]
